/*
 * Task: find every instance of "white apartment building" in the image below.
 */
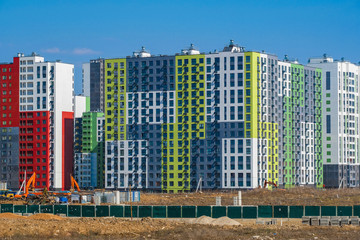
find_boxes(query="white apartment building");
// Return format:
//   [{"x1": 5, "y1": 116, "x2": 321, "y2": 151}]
[
  {"x1": 18, "y1": 53, "x2": 74, "y2": 190},
  {"x1": 309, "y1": 55, "x2": 360, "y2": 188}
]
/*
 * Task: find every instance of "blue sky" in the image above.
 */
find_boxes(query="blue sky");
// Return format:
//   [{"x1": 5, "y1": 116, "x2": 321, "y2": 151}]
[{"x1": 0, "y1": 0, "x2": 359, "y2": 94}]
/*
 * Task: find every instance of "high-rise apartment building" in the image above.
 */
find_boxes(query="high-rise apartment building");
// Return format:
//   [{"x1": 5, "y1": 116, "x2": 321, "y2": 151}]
[
  {"x1": 90, "y1": 58, "x2": 105, "y2": 112},
  {"x1": 309, "y1": 55, "x2": 360, "y2": 188},
  {"x1": 82, "y1": 63, "x2": 90, "y2": 97},
  {"x1": 74, "y1": 111, "x2": 105, "y2": 188},
  {"x1": 0, "y1": 56, "x2": 20, "y2": 189},
  {"x1": 17, "y1": 53, "x2": 74, "y2": 190},
  {"x1": 103, "y1": 42, "x2": 323, "y2": 192}
]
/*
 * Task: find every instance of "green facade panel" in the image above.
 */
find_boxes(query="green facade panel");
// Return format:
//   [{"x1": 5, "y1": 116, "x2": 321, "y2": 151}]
[
  {"x1": 181, "y1": 206, "x2": 196, "y2": 218},
  {"x1": 274, "y1": 206, "x2": 288, "y2": 218},
  {"x1": 305, "y1": 206, "x2": 320, "y2": 216},
  {"x1": 138, "y1": 206, "x2": 152, "y2": 218},
  {"x1": 196, "y1": 206, "x2": 211, "y2": 217},
  {"x1": 212, "y1": 206, "x2": 226, "y2": 218},
  {"x1": 258, "y1": 206, "x2": 272, "y2": 218},
  {"x1": 167, "y1": 206, "x2": 181, "y2": 218},
  {"x1": 96, "y1": 206, "x2": 109, "y2": 217},
  {"x1": 227, "y1": 206, "x2": 241, "y2": 219},
  {"x1": 124, "y1": 206, "x2": 138, "y2": 218},
  {"x1": 82, "y1": 206, "x2": 95, "y2": 217},
  {"x1": 337, "y1": 206, "x2": 352, "y2": 216},
  {"x1": 27, "y1": 205, "x2": 40, "y2": 214},
  {"x1": 321, "y1": 206, "x2": 336, "y2": 216},
  {"x1": 1, "y1": 204, "x2": 13, "y2": 213},
  {"x1": 13, "y1": 205, "x2": 26, "y2": 214},
  {"x1": 289, "y1": 206, "x2": 303, "y2": 218},
  {"x1": 54, "y1": 205, "x2": 67, "y2": 215},
  {"x1": 152, "y1": 206, "x2": 166, "y2": 218},
  {"x1": 40, "y1": 205, "x2": 53, "y2": 214},
  {"x1": 242, "y1": 206, "x2": 257, "y2": 219},
  {"x1": 68, "y1": 205, "x2": 81, "y2": 217},
  {"x1": 110, "y1": 206, "x2": 124, "y2": 217},
  {"x1": 354, "y1": 206, "x2": 360, "y2": 217}
]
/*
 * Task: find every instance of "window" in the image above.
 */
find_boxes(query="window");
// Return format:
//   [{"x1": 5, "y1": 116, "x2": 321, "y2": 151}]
[
  {"x1": 326, "y1": 71, "x2": 330, "y2": 90},
  {"x1": 326, "y1": 115, "x2": 331, "y2": 133}
]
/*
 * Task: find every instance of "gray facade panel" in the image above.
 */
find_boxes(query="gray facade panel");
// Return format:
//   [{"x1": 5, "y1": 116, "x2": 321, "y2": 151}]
[
  {"x1": 90, "y1": 58, "x2": 105, "y2": 112},
  {"x1": 0, "y1": 127, "x2": 19, "y2": 190}
]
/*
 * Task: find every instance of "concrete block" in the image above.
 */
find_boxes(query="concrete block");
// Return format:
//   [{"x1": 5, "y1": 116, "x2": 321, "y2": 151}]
[
  {"x1": 22, "y1": 213, "x2": 33, "y2": 217},
  {"x1": 320, "y1": 218, "x2": 330, "y2": 226},
  {"x1": 271, "y1": 219, "x2": 277, "y2": 225},
  {"x1": 256, "y1": 220, "x2": 265, "y2": 225},
  {"x1": 330, "y1": 217, "x2": 341, "y2": 226},
  {"x1": 310, "y1": 217, "x2": 320, "y2": 226},
  {"x1": 340, "y1": 217, "x2": 349, "y2": 225},
  {"x1": 302, "y1": 216, "x2": 310, "y2": 225}
]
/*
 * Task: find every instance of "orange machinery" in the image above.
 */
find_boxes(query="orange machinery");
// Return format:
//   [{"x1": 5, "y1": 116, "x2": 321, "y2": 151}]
[
  {"x1": 70, "y1": 174, "x2": 80, "y2": 192},
  {"x1": 14, "y1": 172, "x2": 76, "y2": 199},
  {"x1": 263, "y1": 180, "x2": 278, "y2": 188},
  {"x1": 14, "y1": 173, "x2": 43, "y2": 198}
]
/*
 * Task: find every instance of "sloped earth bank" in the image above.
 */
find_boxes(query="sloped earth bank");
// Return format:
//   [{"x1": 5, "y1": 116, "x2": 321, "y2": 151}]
[
  {"x1": 3, "y1": 187, "x2": 360, "y2": 206},
  {"x1": 0, "y1": 216, "x2": 359, "y2": 239},
  {"x1": 129, "y1": 187, "x2": 360, "y2": 206}
]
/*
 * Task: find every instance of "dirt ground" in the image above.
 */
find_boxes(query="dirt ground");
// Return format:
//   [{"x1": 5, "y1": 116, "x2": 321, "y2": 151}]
[
  {"x1": 127, "y1": 188, "x2": 360, "y2": 206},
  {"x1": 3, "y1": 187, "x2": 360, "y2": 206},
  {"x1": 0, "y1": 213, "x2": 359, "y2": 240}
]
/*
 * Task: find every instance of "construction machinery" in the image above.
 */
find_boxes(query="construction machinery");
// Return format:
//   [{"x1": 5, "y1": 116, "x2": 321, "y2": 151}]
[
  {"x1": 263, "y1": 180, "x2": 278, "y2": 189},
  {"x1": 0, "y1": 173, "x2": 81, "y2": 204},
  {"x1": 70, "y1": 174, "x2": 80, "y2": 193}
]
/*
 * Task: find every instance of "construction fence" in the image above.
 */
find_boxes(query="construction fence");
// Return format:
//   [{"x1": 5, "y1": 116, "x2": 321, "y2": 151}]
[{"x1": 2, "y1": 204, "x2": 360, "y2": 218}]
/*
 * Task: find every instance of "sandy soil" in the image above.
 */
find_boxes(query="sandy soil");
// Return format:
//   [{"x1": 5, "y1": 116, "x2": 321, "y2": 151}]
[
  {"x1": 127, "y1": 188, "x2": 360, "y2": 206},
  {"x1": 3, "y1": 187, "x2": 360, "y2": 207},
  {"x1": 0, "y1": 213, "x2": 359, "y2": 239}
]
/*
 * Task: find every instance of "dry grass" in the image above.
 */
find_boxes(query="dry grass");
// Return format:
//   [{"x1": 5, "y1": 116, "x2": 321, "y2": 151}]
[{"x1": 128, "y1": 187, "x2": 360, "y2": 206}]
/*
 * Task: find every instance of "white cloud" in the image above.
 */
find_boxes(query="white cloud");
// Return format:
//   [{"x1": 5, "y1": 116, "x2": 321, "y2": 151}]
[
  {"x1": 43, "y1": 47, "x2": 61, "y2": 53},
  {"x1": 72, "y1": 48, "x2": 99, "y2": 55}
]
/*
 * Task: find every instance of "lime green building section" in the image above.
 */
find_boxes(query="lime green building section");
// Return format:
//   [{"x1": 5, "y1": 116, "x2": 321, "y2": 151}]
[
  {"x1": 244, "y1": 52, "x2": 259, "y2": 139},
  {"x1": 315, "y1": 68, "x2": 323, "y2": 188},
  {"x1": 161, "y1": 54, "x2": 206, "y2": 193},
  {"x1": 283, "y1": 91, "x2": 293, "y2": 188},
  {"x1": 245, "y1": 52, "x2": 279, "y2": 187},
  {"x1": 104, "y1": 59, "x2": 127, "y2": 141}
]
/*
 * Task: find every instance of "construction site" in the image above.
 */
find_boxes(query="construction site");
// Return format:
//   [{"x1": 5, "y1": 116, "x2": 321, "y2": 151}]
[{"x1": 0, "y1": 182, "x2": 360, "y2": 239}]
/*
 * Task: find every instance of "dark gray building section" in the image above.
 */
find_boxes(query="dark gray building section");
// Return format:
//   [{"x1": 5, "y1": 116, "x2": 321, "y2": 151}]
[
  {"x1": 126, "y1": 124, "x2": 162, "y2": 190},
  {"x1": 0, "y1": 127, "x2": 19, "y2": 190},
  {"x1": 90, "y1": 58, "x2": 105, "y2": 112},
  {"x1": 126, "y1": 55, "x2": 176, "y2": 93},
  {"x1": 126, "y1": 56, "x2": 175, "y2": 191},
  {"x1": 324, "y1": 164, "x2": 360, "y2": 188},
  {"x1": 73, "y1": 118, "x2": 83, "y2": 154}
]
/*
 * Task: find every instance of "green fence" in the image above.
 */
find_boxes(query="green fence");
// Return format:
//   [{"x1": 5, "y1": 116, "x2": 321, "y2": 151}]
[
  {"x1": 2, "y1": 204, "x2": 360, "y2": 219},
  {"x1": 289, "y1": 206, "x2": 303, "y2": 218}
]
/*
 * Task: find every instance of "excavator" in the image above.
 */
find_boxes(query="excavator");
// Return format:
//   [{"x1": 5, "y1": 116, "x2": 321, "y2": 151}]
[
  {"x1": 13, "y1": 172, "x2": 54, "y2": 204},
  {"x1": 70, "y1": 174, "x2": 81, "y2": 193},
  {"x1": 11, "y1": 173, "x2": 81, "y2": 204}
]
